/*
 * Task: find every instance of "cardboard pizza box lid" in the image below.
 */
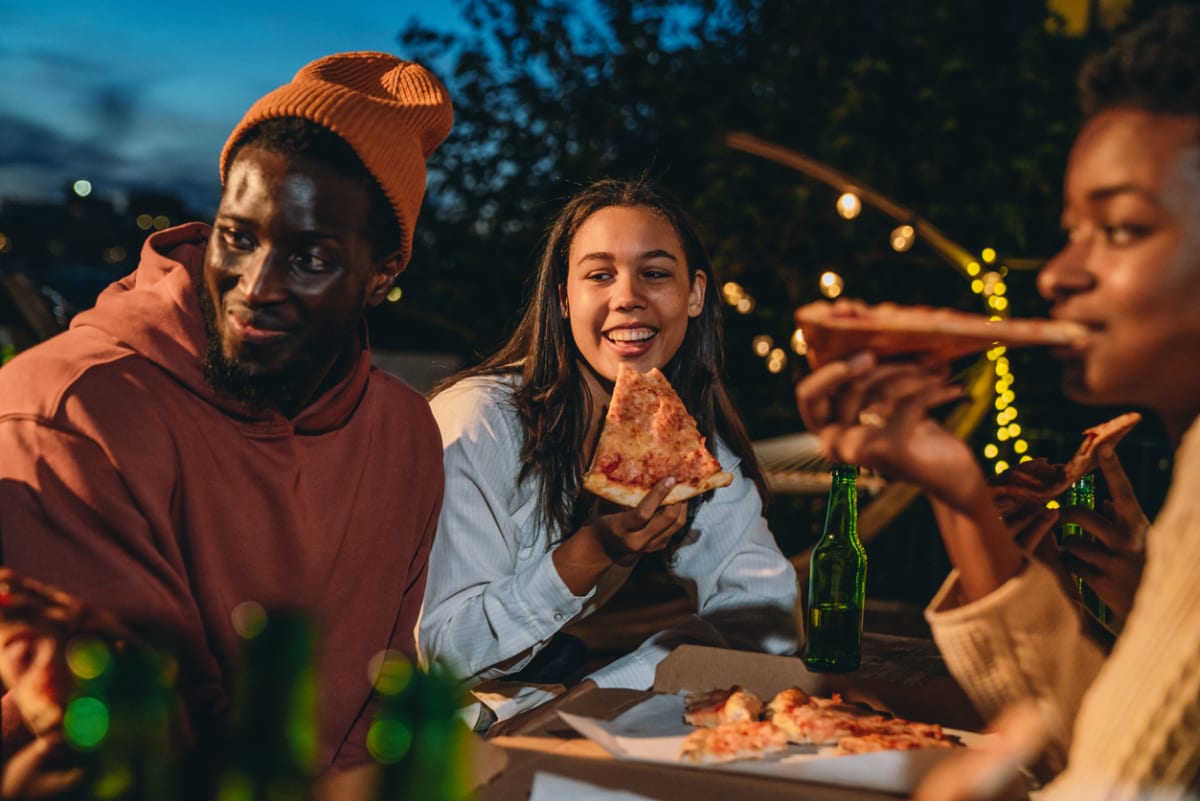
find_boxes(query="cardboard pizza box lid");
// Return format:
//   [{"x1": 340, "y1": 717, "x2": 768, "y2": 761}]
[{"x1": 479, "y1": 636, "x2": 985, "y2": 800}]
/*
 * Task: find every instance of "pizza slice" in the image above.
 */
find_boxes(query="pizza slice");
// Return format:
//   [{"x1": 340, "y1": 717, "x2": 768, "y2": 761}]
[
  {"x1": 679, "y1": 720, "x2": 789, "y2": 765},
  {"x1": 683, "y1": 686, "x2": 765, "y2": 728},
  {"x1": 794, "y1": 299, "x2": 1089, "y2": 369},
  {"x1": 834, "y1": 728, "x2": 964, "y2": 755},
  {"x1": 765, "y1": 688, "x2": 885, "y2": 745},
  {"x1": 991, "y1": 411, "x2": 1142, "y2": 512},
  {"x1": 583, "y1": 364, "x2": 733, "y2": 507}
]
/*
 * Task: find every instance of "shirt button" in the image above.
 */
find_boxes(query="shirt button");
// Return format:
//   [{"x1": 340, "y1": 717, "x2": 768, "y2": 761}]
[{"x1": 553, "y1": 611, "x2": 564, "y2": 622}]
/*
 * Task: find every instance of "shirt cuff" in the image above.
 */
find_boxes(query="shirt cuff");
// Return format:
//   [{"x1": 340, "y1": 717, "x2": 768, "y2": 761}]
[
  {"x1": 586, "y1": 647, "x2": 660, "y2": 690},
  {"x1": 511, "y1": 547, "x2": 596, "y2": 638}
]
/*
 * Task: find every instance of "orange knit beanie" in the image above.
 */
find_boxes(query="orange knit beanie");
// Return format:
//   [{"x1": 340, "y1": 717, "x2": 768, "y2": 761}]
[{"x1": 219, "y1": 52, "x2": 454, "y2": 271}]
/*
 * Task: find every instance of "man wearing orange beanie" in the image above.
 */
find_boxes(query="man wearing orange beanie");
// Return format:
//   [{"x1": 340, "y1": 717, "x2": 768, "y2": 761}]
[{"x1": 0, "y1": 52, "x2": 453, "y2": 794}]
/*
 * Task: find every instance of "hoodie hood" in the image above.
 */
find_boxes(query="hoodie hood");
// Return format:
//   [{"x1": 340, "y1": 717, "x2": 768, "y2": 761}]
[{"x1": 71, "y1": 222, "x2": 372, "y2": 434}]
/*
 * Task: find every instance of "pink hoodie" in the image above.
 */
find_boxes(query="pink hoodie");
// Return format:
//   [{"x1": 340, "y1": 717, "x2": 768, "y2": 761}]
[{"x1": 0, "y1": 223, "x2": 444, "y2": 772}]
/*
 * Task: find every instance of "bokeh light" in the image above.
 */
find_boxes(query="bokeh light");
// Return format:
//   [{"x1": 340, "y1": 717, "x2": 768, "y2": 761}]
[
  {"x1": 231, "y1": 601, "x2": 267, "y2": 639},
  {"x1": 368, "y1": 650, "x2": 414, "y2": 696},
  {"x1": 66, "y1": 635, "x2": 112, "y2": 680},
  {"x1": 63, "y1": 696, "x2": 109, "y2": 750},
  {"x1": 367, "y1": 719, "x2": 413, "y2": 764},
  {"x1": 835, "y1": 192, "x2": 862, "y2": 220},
  {"x1": 890, "y1": 224, "x2": 915, "y2": 252},
  {"x1": 819, "y1": 270, "x2": 844, "y2": 299}
]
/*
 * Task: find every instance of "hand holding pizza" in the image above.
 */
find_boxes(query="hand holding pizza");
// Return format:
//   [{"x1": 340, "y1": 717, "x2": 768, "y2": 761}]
[
  {"x1": 1, "y1": 569, "x2": 137, "y2": 801},
  {"x1": 588, "y1": 476, "x2": 690, "y2": 563},
  {"x1": 552, "y1": 477, "x2": 690, "y2": 596},
  {"x1": 794, "y1": 351, "x2": 988, "y2": 514}
]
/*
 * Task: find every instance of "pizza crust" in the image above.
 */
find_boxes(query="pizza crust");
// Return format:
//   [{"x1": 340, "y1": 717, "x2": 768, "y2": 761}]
[
  {"x1": 795, "y1": 299, "x2": 1089, "y2": 368},
  {"x1": 583, "y1": 468, "x2": 733, "y2": 507}
]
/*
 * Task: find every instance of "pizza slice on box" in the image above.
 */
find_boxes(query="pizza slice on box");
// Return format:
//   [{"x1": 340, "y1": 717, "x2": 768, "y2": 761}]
[
  {"x1": 679, "y1": 720, "x2": 789, "y2": 765},
  {"x1": 794, "y1": 299, "x2": 1089, "y2": 368},
  {"x1": 683, "y1": 686, "x2": 764, "y2": 728},
  {"x1": 583, "y1": 364, "x2": 733, "y2": 507}
]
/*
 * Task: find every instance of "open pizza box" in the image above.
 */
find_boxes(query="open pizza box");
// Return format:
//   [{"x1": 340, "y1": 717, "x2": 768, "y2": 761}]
[{"x1": 480, "y1": 638, "x2": 988, "y2": 801}]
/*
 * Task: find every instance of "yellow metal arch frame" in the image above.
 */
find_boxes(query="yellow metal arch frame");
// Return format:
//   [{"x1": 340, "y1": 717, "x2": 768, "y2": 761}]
[{"x1": 724, "y1": 131, "x2": 998, "y2": 574}]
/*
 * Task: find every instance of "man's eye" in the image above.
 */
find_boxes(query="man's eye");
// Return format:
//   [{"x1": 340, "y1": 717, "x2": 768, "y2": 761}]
[
  {"x1": 220, "y1": 229, "x2": 253, "y2": 251},
  {"x1": 292, "y1": 253, "x2": 334, "y2": 273}
]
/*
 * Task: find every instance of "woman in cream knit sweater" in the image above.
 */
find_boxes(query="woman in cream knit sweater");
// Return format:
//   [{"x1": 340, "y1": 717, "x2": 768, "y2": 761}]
[{"x1": 796, "y1": 6, "x2": 1200, "y2": 799}]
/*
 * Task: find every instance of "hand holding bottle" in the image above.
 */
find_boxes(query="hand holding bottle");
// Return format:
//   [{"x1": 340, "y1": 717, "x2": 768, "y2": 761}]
[{"x1": 1056, "y1": 446, "x2": 1149, "y2": 621}]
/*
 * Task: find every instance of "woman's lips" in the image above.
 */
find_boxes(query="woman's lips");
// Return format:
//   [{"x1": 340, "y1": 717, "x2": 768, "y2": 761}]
[{"x1": 604, "y1": 328, "x2": 656, "y2": 355}]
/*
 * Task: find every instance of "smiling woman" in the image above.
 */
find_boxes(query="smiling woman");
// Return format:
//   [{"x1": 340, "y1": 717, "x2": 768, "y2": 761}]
[{"x1": 418, "y1": 176, "x2": 798, "y2": 732}]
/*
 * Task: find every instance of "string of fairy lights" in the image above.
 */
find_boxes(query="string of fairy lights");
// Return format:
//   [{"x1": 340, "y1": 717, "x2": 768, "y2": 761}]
[{"x1": 721, "y1": 187, "x2": 1032, "y2": 476}]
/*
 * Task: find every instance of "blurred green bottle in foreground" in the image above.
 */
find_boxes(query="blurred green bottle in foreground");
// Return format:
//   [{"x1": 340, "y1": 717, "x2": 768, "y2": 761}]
[
  {"x1": 214, "y1": 605, "x2": 317, "y2": 801},
  {"x1": 62, "y1": 637, "x2": 181, "y2": 801},
  {"x1": 805, "y1": 463, "x2": 867, "y2": 673},
  {"x1": 1061, "y1": 473, "x2": 1110, "y2": 626},
  {"x1": 368, "y1": 653, "x2": 475, "y2": 801}
]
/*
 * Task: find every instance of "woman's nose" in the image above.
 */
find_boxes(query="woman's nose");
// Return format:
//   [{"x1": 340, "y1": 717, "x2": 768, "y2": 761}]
[
  {"x1": 1037, "y1": 239, "x2": 1094, "y2": 302},
  {"x1": 611, "y1": 274, "x2": 646, "y2": 310}
]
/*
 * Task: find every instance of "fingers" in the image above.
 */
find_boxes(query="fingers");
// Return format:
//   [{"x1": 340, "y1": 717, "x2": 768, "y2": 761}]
[
  {"x1": 597, "y1": 478, "x2": 689, "y2": 557},
  {"x1": 1095, "y1": 446, "x2": 1150, "y2": 545},
  {"x1": 636, "y1": 477, "x2": 678, "y2": 514},
  {"x1": 1056, "y1": 506, "x2": 1137, "y2": 552},
  {"x1": 1, "y1": 734, "x2": 82, "y2": 800},
  {"x1": 795, "y1": 352, "x2": 875, "y2": 430},
  {"x1": 1011, "y1": 507, "x2": 1059, "y2": 555}
]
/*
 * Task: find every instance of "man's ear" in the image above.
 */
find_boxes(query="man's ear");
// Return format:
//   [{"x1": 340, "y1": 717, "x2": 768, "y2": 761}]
[{"x1": 366, "y1": 252, "x2": 404, "y2": 306}]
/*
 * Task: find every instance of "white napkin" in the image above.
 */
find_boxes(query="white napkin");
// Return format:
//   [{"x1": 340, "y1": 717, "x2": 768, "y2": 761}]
[{"x1": 528, "y1": 771, "x2": 660, "y2": 801}]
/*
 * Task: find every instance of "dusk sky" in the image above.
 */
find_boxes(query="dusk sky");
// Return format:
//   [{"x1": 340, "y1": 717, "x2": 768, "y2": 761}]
[{"x1": 1, "y1": 0, "x2": 467, "y2": 216}]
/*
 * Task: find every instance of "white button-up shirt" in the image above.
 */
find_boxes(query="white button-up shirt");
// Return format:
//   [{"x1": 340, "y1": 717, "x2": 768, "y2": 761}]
[{"x1": 419, "y1": 374, "x2": 798, "y2": 711}]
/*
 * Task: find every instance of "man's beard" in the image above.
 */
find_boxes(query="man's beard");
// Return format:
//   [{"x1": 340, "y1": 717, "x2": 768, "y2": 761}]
[{"x1": 197, "y1": 281, "x2": 331, "y2": 415}]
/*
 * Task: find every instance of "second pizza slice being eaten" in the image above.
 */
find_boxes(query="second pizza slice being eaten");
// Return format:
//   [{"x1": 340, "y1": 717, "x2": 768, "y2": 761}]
[{"x1": 583, "y1": 364, "x2": 733, "y2": 507}]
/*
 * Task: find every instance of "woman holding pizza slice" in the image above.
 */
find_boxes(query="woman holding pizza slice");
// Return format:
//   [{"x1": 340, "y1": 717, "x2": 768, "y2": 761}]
[
  {"x1": 419, "y1": 177, "x2": 798, "y2": 731},
  {"x1": 797, "y1": 6, "x2": 1200, "y2": 799}
]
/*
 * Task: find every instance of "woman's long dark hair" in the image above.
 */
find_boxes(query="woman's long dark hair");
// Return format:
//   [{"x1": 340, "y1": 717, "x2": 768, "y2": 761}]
[{"x1": 431, "y1": 177, "x2": 768, "y2": 536}]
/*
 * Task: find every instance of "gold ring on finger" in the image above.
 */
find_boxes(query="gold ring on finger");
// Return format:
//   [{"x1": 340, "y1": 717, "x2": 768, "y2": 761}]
[{"x1": 857, "y1": 410, "x2": 887, "y2": 429}]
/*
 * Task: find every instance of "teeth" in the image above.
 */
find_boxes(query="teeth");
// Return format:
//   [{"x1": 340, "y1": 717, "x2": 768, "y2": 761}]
[{"x1": 607, "y1": 328, "x2": 655, "y2": 343}]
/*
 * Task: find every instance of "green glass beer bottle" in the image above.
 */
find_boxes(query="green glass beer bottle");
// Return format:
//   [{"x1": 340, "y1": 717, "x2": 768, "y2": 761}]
[
  {"x1": 1061, "y1": 473, "x2": 1110, "y2": 625},
  {"x1": 369, "y1": 653, "x2": 474, "y2": 801},
  {"x1": 213, "y1": 605, "x2": 317, "y2": 801},
  {"x1": 61, "y1": 637, "x2": 181, "y2": 801},
  {"x1": 805, "y1": 463, "x2": 867, "y2": 673}
]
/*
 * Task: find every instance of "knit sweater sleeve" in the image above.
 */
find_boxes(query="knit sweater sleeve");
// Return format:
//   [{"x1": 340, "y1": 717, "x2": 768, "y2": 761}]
[
  {"x1": 925, "y1": 560, "x2": 1105, "y2": 773},
  {"x1": 928, "y1": 418, "x2": 1200, "y2": 798}
]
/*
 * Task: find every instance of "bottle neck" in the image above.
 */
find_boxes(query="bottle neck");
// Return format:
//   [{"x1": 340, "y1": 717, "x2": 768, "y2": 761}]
[
  {"x1": 823, "y1": 464, "x2": 859, "y2": 542},
  {"x1": 1068, "y1": 472, "x2": 1095, "y2": 509}
]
